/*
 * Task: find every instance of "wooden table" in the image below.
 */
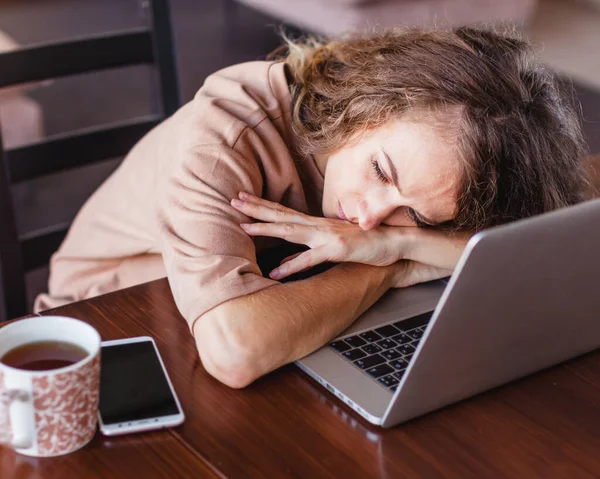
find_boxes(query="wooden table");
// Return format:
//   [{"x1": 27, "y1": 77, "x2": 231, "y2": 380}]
[{"x1": 2, "y1": 278, "x2": 600, "y2": 478}]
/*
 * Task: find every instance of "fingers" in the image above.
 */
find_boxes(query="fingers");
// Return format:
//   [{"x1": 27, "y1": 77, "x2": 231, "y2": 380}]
[
  {"x1": 269, "y1": 247, "x2": 330, "y2": 280},
  {"x1": 280, "y1": 252, "x2": 303, "y2": 265},
  {"x1": 240, "y1": 221, "x2": 316, "y2": 246},
  {"x1": 231, "y1": 192, "x2": 313, "y2": 225}
]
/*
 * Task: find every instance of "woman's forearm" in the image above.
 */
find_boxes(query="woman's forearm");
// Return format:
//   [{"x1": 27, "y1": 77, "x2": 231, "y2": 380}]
[
  {"x1": 194, "y1": 262, "x2": 396, "y2": 388},
  {"x1": 404, "y1": 228, "x2": 472, "y2": 270}
]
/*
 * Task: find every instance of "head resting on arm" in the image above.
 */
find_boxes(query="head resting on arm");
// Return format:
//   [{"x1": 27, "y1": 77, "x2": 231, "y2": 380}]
[{"x1": 274, "y1": 26, "x2": 590, "y2": 232}]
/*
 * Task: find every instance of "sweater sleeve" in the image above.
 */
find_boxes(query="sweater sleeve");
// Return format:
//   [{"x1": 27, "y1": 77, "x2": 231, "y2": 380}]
[{"x1": 156, "y1": 142, "x2": 279, "y2": 333}]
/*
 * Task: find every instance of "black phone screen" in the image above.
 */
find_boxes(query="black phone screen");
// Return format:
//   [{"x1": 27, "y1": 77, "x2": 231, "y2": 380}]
[{"x1": 99, "y1": 341, "x2": 180, "y2": 424}]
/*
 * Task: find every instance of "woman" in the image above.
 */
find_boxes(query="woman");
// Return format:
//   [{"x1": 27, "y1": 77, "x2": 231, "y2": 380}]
[{"x1": 35, "y1": 26, "x2": 588, "y2": 387}]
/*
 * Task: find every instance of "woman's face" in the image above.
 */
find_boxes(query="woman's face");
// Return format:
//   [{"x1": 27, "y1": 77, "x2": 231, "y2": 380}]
[{"x1": 317, "y1": 119, "x2": 462, "y2": 230}]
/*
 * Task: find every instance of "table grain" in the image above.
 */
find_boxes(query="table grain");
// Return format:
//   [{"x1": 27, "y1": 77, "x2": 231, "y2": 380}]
[{"x1": 2, "y1": 278, "x2": 599, "y2": 478}]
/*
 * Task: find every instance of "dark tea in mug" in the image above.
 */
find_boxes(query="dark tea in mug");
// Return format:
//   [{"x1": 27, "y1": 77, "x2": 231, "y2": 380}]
[{"x1": 0, "y1": 340, "x2": 88, "y2": 371}]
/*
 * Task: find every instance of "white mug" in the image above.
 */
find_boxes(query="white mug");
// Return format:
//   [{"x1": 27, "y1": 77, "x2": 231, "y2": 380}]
[{"x1": 0, "y1": 316, "x2": 101, "y2": 457}]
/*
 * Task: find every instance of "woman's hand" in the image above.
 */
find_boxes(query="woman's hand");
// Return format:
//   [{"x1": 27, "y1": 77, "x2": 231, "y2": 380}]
[{"x1": 231, "y1": 192, "x2": 410, "y2": 280}]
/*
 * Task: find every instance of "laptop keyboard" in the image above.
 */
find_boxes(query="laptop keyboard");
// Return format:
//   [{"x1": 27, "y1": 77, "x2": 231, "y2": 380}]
[{"x1": 329, "y1": 311, "x2": 433, "y2": 393}]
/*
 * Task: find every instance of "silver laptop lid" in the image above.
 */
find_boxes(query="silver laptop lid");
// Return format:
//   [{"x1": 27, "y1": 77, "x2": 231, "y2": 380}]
[{"x1": 383, "y1": 198, "x2": 600, "y2": 427}]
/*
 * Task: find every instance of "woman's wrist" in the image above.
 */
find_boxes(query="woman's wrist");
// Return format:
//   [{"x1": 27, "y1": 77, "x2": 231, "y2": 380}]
[
  {"x1": 380, "y1": 226, "x2": 418, "y2": 263},
  {"x1": 335, "y1": 261, "x2": 398, "y2": 290},
  {"x1": 399, "y1": 228, "x2": 471, "y2": 270}
]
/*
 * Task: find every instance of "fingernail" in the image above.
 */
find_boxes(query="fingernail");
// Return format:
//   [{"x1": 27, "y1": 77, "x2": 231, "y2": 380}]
[
  {"x1": 240, "y1": 223, "x2": 250, "y2": 229},
  {"x1": 270, "y1": 269, "x2": 281, "y2": 279},
  {"x1": 231, "y1": 199, "x2": 243, "y2": 207},
  {"x1": 239, "y1": 191, "x2": 251, "y2": 199}
]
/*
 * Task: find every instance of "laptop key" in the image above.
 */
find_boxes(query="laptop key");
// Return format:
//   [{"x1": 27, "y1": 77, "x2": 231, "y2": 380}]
[
  {"x1": 354, "y1": 354, "x2": 386, "y2": 370},
  {"x1": 393, "y1": 311, "x2": 433, "y2": 331},
  {"x1": 365, "y1": 364, "x2": 395, "y2": 378},
  {"x1": 342, "y1": 349, "x2": 367, "y2": 361},
  {"x1": 393, "y1": 370, "x2": 406, "y2": 381},
  {"x1": 404, "y1": 354, "x2": 414, "y2": 363},
  {"x1": 376, "y1": 338, "x2": 397, "y2": 350},
  {"x1": 389, "y1": 385, "x2": 398, "y2": 392},
  {"x1": 378, "y1": 375, "x2": 400, "y2": 388},
  {"x1": 381, "y1": 349, "x2": 402, "y2": 361},
  {"x1": 330, "y1": 341, "x2": 351, "y2": 353},
  {"x1": 362, "y1": 344, "x2": 382, "y2": 355},
  {"x1": 390, "y1": 358, "x2": 409, "y2": 370},
  {"x1": 374, "y1": 324, "x2": 401, "y2": 337},
  {"x1": 359, "y1": 331, "x2": 382, "y2": 343},
  {"x1": 391, "y1": 333, "x2": 412, "y2": 345},
  {"x1": 345, "y1": 336, "x2": 367, "y2": 347},
  {"x1": 396, "y1": 344, "x2": 416, "y2": 356},
  {"x1": 407, "y1": 329, "x2": 424, "y2": 340}
]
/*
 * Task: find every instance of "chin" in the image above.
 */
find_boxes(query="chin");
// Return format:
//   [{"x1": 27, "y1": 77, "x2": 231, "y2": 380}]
[
  {"x1": 322, "y1": 192, "x2": 339, "y2": 219},
  {"x1": 322, "y1": 206, "x2": 335, "y2": 219}
]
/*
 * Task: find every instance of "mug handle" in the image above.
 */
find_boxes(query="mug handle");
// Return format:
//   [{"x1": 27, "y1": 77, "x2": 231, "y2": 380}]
[{"x1": 0, "y1": 389, "x2": 33, "y2": 449}]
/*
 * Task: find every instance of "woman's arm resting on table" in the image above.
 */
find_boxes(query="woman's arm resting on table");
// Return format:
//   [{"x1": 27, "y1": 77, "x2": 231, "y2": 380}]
[{"x1": 194, "y1": 260, "x2": 450, "y2": 389}]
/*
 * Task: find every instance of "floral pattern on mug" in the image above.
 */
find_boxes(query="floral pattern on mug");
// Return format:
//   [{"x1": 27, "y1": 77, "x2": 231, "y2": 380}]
[
  {"x1": 0, "y1": 369, "x2": 13, "y2": 444},
  {"x1": 32, "y1": 353, "x2": 100, "y2": 456}
]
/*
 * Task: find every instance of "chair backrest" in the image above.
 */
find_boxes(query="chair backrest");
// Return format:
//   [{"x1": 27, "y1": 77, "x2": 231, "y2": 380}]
[{"x1": 0, "y1": 0, "x2": 180, "y2": 321}]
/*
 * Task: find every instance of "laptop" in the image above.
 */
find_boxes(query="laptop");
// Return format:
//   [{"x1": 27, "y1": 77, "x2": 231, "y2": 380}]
[{"x1": 296, "y1": 197, "x2": 600, "y2": 427}]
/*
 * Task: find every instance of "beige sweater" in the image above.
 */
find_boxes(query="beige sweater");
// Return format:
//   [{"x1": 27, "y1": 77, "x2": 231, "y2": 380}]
[{"x1": 35, "y1": 61, "x2": 324, "y2": 332}]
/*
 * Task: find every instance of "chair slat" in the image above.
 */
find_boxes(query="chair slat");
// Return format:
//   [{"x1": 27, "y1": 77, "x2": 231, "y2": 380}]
[
  {"x1": 0, "y1": 0, "x2": 180, "y2": 320},
  {"x1": 20, "y1": 223, "x2": 70, "y2": 272},
  {"x1": 0, "y1": 134, "x2": 27, "y2": 320},
  {"x1": 0, "y1": 29, "x2": 154, "y2": 88},
  {"x1": 149, "y1": 0, "x2": 181, "y2": 116},
  {"x1": 6, "y1": 116, "x2": 160, "y2": 184}
]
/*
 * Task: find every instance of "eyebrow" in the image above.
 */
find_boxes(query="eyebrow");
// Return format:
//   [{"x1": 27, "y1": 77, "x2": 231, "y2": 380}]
[{"x1": 381, "y1": 148, "x2": 439, "y2": 226}]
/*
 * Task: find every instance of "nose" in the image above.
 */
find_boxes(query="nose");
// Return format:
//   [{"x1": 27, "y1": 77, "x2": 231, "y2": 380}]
[{"x1": 357, "y1": 199, "x2": 395, "y2": 231}]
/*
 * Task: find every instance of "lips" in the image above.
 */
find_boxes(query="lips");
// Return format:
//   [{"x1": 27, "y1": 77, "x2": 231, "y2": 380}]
[{"x1": 337, "y1": 201, "x2": 348, "y2": 221}]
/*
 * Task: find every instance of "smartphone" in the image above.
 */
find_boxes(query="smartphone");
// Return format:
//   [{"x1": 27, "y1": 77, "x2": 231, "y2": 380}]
[{"x1": 98, "y1": 336, "x2": 185, "y2": 436}]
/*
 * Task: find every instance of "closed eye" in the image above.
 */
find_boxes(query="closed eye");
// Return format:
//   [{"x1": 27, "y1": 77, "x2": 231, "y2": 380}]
[
  {"x1": 406, "y1": 207, "x2": 433, "y2": 228},
  {"x1": 370, "y1": 156, "x2": 389, "y2": 184}
]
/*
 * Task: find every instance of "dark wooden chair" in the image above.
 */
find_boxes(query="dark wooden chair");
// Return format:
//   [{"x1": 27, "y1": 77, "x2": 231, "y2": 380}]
[{"x1": 0, "y1": 0, "x2": 180, "y2": 321}]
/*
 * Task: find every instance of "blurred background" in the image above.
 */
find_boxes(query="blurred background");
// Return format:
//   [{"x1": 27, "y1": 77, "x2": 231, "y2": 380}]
[{"x1": 1, "y1": 0, "x2": 599, "y2": 311}]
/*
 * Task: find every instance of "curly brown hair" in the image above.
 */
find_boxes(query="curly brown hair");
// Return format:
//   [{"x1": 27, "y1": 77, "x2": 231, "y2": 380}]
[{"x1": 276, "y1": 26, "x2": 589, "y2": 231}]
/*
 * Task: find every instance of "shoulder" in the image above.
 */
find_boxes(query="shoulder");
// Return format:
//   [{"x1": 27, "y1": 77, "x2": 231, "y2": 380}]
[
  {"x1": 169, "y1": 61, "x2": 291, "y2": 155},
  {"x1": 193, "y1": 61, "x2": 289, "y2": 123},
  {"x1": 201, "y1": 61, "x2": 286, "y2": 94},
  {"x1": 154, "y1": 62, "x2": 293, "y2": 188},
  {"x1": 203, "y1": 60, "x2": 280, "y2": 86}
]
